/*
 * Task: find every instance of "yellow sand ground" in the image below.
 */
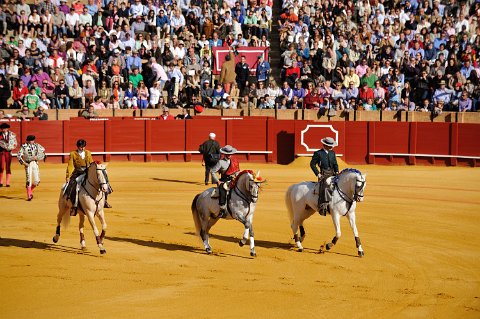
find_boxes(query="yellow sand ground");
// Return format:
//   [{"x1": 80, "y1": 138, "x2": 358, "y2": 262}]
[{"x1": 0, "y1": 159, "x2": 479, "y2": 319}]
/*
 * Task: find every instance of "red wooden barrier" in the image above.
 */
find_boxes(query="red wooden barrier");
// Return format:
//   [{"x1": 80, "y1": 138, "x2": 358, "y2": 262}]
[{"x1": 3, "y1": 119, "x2": 479, "y2": 167}]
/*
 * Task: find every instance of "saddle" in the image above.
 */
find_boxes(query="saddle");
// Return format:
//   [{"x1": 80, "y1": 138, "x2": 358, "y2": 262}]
[
  {"x1": 313, "y1": 176, "x2": 334, "y2": 195},
  {"x1": 62, "y1": 173, "x2": 87, "y2": 209},
  {"x1": 210, "y1": 183, "x2": 230, "y2": 198}
]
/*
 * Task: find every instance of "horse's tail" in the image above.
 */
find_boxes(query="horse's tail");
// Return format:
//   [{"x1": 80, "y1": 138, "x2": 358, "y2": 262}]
[
  {"x1": 191, "y1": 194, "x2": 202, "y2": 236},
  {"x1": 285, "y1": 184, "x2": 295, "y2": 224},
  {"x1": 58, "y1": 193, "x2": 71, "y2": 229}
]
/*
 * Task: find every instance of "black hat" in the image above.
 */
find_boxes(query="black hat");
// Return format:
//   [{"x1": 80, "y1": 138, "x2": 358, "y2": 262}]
[
  {"x1": 26, "y1": 135, "x2": 35, "y2": 141},
  {"x1": 0, "y1": 122, "x2": 10, "y2": 129}
]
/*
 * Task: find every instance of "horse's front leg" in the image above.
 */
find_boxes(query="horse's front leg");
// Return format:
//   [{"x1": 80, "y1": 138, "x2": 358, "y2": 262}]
[
  {"x1": 348, "y1": 211, "x2": 364, "y2": 257},
  {"x1": 326, "y1": 212, "x2": 341, "y2": 251},
  {"x1": 241, "y1": 214, "x2": 256, "y2": 257},
  {"x1": 96, "y1": 209, "x2": 107, "y2": 245},
  {"x1": 79, "y1": 213, "x2": 86, "y2": 249},
  {"x1": 85, "y1": 210, "x2": 106, "y2": 254}
]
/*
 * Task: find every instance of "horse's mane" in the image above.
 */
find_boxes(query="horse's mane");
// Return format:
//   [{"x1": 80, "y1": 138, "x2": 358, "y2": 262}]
[
  {"x1": 230, "y1": 170, "x2": 255, "y2": 189},
  {"x1": 340, "y1": 168, "x2": 362, "y2": 176}
]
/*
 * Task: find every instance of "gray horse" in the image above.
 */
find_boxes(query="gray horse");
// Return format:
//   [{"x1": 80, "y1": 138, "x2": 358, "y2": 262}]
[
  {"x1": 285, "y1": 168, "x2": 367, "y2": 257},
  {"x1": 192, "y1": 170, "x2": 265, "y2": 257}
]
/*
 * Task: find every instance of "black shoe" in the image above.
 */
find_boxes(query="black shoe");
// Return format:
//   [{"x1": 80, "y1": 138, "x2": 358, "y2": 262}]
[
  {"x1": 6, "y1": 185, "x2": 10, "y2": 187},
  {"x1": 0, "y1": 184, "x2": 3, "y2": 187},
  {"x1": 218, "y1": 208, "x2": 227, "y2": 218},
  {"x1": 104, "y1": 201, "x2": 112, "y2": 208}
]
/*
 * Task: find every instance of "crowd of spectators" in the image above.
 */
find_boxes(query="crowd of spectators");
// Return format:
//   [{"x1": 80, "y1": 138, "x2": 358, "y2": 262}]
[
  {"x1": 0, "y1": 0, "x2": 478, "y2": 116},
  {"x1": 273, "y1": 0, "x2": 480, "y2": 115},
  {"x1": 0, "y1": 0, "x2": 273, "y2": 115}
]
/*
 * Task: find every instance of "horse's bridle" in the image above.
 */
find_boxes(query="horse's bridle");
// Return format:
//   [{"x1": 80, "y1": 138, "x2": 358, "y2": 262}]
[
  {"x1": 335, "y1": 173, "x2": 365, "y2": 215},
  {"x1": 353, "y1": 176, "x2": 366, "y2": 202},
  {"x1": 81, "y1": 164, "x2": 111, "y2": 214},
  {"x1": 233, "y1": 176, "x2": 258, "y2": 204}
]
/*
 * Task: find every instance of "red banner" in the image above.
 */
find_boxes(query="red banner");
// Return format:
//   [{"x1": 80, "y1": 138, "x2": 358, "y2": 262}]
[{"x1": 212, "y1": 47, "x2": 269, "y2": 75}]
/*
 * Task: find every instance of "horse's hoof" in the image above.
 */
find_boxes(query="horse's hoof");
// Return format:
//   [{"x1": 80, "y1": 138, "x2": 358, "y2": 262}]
[
  {"x1": 238, "y1": 240, "x2": 245, "y2": 247},
  {"x1": 100, "y1": 249, "x2": 106, "y2": 254},
  {"x1": 326, "y1": 243, "x2": 333, "y2": 250},
  {"x1": 297, "y1": 248, "x2": 303, "y2": 252},
  {"x1": 206, "y1": 248, "x2": 212, "y2": 255},
  {"x1": 52, "y1": 236, "x2": 58, "y2": 243},
  {"x1": 250, "y1": 251, "x2": 256, "y2": 257},
  {"x1": 358, "y1": 251, "x2": 364, "y2": 257}
]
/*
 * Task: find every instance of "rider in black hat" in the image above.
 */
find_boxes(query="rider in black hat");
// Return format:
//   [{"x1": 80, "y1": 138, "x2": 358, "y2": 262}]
[{"x1": 310, "y1": 137, "x2": 339, "y2": 215}]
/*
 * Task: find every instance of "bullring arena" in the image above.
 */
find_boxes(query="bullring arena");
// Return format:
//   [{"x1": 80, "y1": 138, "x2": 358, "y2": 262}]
[{"x1": 1, "y1": 126, "x2": 480, "y2": 318}]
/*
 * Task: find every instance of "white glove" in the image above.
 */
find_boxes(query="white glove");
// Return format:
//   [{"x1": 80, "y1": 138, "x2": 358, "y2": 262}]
[{"x1": 317, "y1": 173, "x2": 322, "y2": 179}]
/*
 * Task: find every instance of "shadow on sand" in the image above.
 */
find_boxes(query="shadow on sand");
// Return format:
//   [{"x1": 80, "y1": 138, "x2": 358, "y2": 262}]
[
  {"x1": 108, "y1": 236, "x2": 255, "y2": 259},
  {"x1": 108, "y1": 236, "x2": 204, "y2": 254},
  {"x1": 0, "y1": 195, "x2": 26, "y2": 201},
  {"x1": 184, "y1": 232, "x2": 292, "y2": 250},
  {"x1": 151, "y1": 178, "x2": 204, "y2": 186},
  {"x1": 0, "y1": 237, "x2": 99, "y2": 256}
]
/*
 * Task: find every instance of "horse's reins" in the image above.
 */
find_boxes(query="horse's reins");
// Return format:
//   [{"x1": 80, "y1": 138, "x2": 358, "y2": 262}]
[
  {"x1": 231, "y1": 175, "x2": 258, "y2": 219},
  {"x1": 81, "y1": 166, "x2": 110, "y2": 215}
]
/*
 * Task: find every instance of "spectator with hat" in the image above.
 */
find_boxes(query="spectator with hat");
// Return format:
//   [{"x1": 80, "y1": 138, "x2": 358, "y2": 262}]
[{"x1": 17, "y1": 135, "x2": 45, "y2": 201}]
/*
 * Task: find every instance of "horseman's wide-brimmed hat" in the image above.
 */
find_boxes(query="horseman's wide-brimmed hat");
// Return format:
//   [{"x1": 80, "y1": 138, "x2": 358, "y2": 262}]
[
  {"x1": 321, "y1": 137, "x2": 337, "y2": 147},
  {"x1": 220, "y1": 145, "x2": 237, "y2": 155},
  {"x1": 0, "y1": 123, "x2": 10, "y2": 129}
]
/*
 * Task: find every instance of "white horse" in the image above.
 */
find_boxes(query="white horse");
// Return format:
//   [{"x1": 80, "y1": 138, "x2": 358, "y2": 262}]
[
  {"x1": 285, "y1": 168, "x2": 367, "y2": 257},
  {"x1": 53, "y1": 162, "x2": 111, "y2": 254},
  {"x1": 191, "y1": 170, "x2": 265, "y2": 257}
]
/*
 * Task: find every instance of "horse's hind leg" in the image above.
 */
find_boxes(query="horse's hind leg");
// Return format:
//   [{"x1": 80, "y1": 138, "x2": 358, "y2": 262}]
[
  {"x1": 348, "y1": 211, "x2": 364, "y2": 257},
  {"x1": 202, "y1": 218, "x2": 217, "y2": 254},
  {"x1": 291, "y1": 218, "x2": 304, "y2": 252},
  {"x1": 53, "y1": 207, "x2": 65, "y2": 243},
  {"x1": 299, "y1": 225, "x2": 306, "y2": 242}
]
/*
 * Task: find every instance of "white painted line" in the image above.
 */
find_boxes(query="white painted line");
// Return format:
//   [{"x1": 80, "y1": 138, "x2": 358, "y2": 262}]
[
  {"x1": 300, "y1": 125, "x2": 339, "y2": 152},
  {"x1": 370, "y1": 153, "x2": 480, "y2": 159}
]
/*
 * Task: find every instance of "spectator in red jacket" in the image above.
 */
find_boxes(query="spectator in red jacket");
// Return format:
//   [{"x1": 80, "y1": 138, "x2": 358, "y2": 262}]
[{"x1": 359, "y1": 82, "x2": 374, "y2": 104}]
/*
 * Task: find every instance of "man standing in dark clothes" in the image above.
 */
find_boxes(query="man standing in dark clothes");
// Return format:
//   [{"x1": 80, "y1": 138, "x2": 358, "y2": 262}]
[
  {"x1": 198, "y1": 133, "x2": 221, "y2": 185},
  {"x1": 310, "y1": 137, "x2": 339, "y2": 215},
  {"x1": 235, "y1": 55, "x2": 250, "y2": 92}
]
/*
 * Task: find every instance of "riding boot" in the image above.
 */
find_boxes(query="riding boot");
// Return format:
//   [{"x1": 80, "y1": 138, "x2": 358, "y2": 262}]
[
  {"x1": 6, "y1": 173, "x2": 11, "y2": 186},
  {"x1": 218, "y1": 184, "x2": 227, "y2": 218},
  {"x1": 104, "y1": 194, "x2": 112, "y2": 208},
  {"x1": 218, "y1": 205, "x2": 227, "y2": 218}
]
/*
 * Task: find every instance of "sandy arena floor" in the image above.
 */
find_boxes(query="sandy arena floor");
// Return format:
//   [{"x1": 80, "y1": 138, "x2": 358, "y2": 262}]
[{"x1": 0, "y1": 159, "x2": 479, "y2": 319}]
